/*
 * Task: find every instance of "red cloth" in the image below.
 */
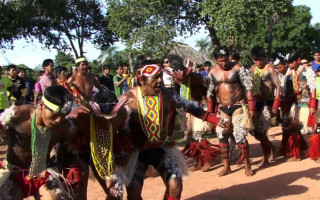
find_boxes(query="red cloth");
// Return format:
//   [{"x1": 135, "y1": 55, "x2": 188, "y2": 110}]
[
  {"x1": 306, "y1": 134, "x2": 320, "y2": 160},
  {"x1": 286, "y1": 134, "x2": 301, "y2": 159},
  {"x1": 247, "y1": 99, "x2": 256, "y2": 111},
  {"x1": 65, "y1": 165, "x2": 82, "y2": 185},
  {"x1": 272, "y1": 98, "x2": 281, "y2": 109},
  {"x1": 0, "y1": 161, "x2": 49, "y2": 198},
  {"x1": 307, "y1": 113, "x2": 316, "y2": 127},
  {"x1": 203, "y1": 112, "x2": 220, "y2": 125}
]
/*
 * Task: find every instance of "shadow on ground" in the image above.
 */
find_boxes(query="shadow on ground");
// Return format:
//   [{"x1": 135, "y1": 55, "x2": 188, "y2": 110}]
[{"x1": 186, "y1": 167, "x2": 320, "y2": 200}]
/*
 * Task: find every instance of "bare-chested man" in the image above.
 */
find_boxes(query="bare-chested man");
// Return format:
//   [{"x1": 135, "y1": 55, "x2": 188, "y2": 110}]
[
  {"x1": 0, "y1": 85, "x2": 77, "y2": 200},
  {"x1": 116, "y1": 63, "x2": 224, "y2": 200},
  {"x1": 249, "y1": 46, "x2": 281, "y2": 167},
  {"x1": 207, "y1": 46, "x2": 254, "y2": 176},
  {"x1": 67, "y1": 57, "x2": 104, "y2": 104},
  {"x1": 65, "y1": 90, "x2": 131, "y2": 200},
  {"x1": 283, "y1": 51, "x2": 320, "y2": 162},
  {"x1": 172, "y1": 62, "x2": 218, "y2": 172}
]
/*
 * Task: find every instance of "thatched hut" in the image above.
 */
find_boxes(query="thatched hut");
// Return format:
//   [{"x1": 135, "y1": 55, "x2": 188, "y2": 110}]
[{"x1": 170, "y1": 43, "x2": 207, "y2": 62}]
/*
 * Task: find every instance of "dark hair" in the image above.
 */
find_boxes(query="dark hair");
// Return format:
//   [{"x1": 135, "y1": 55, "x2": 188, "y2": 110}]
[
  {"x1": 18, "y1": 68, "x2": 26, "y2": 74},
  {"x1": 203, "y1": 61, "x2": 212, "y2": 67},
  {"x1": 313, "y1": 50, "x2": 320, "y2": 55},
  {"x1": 7, "y1": 64, "x2": 17, "y2": 71},
  {"x1": 103, "y1": 65, "x2": 110, "y2": 70},
  {"x1": 55, "y1": 66, "x2": 67, "y2": 75},
  {"x1": 44, "y1": 85, "x2": 72, "y2": 108},
  {"x1": 230, "y1": 50, "x2": 240, "y2": 61},
  {"x1": 115, "y1": 64, "x2": 123, "y2": 70},
  {"x1": 195, "y1": 64, "x2": 201, "y2": 69},
  {"x1": 93, "y1": 90, "x2": 118, "y2": 104},
  {"x1": 213, "y1": 46, "x2": 229, "y2": 59},
  {"x1": 287, "y1": 51, "x2": 300, "y2": 63},
  {"x1": 274, "y1": 57, "x2": 286, "y2": 66},
  {"x1": 251, "y1": 46, "x2": 265, "y2": 59},
  {"x1": 42, "y1": 59, "x2": 54, "y2": 68}
]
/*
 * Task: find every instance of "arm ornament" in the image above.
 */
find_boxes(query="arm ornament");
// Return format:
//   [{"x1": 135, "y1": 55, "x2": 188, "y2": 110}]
[
  {"x1": 309, "y1": 98, "x2": 317, "y2": 109},
  {"x1": 272, "y1": 98, "x2": 281, "y2": 109},
  {"x1": 247, "y1": 98, "x2": 256, "y2": 111},
  {"x1": 306, "y1": 67, "x2": 316, "y2": 92},
  {"x1": 238, "y1": 67, "x2": 253, "y2": 91}
]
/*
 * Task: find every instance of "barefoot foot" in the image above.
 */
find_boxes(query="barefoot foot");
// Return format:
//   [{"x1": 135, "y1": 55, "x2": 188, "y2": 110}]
[
  {"x1": 258, "y1": 157, "x2": 270, "y2": 168},
  {"x1": 287, "y1": 157, "x2": 300, "y2": 162},
  {"x1": 218, "y1": 167, "x2": 232, "y2": 176}
]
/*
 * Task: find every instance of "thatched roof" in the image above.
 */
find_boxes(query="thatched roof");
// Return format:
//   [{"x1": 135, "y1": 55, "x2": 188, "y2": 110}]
[{"x1": 169, "y1": 43, "x2": 207, "y2": 64}]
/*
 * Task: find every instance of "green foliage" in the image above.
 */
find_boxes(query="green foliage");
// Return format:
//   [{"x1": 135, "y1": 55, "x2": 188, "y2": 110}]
[
  {"x1": 54, "y1": 51, "x2": 75, "y2": 70},
  {"x1": 0, "y1": 0, "x2": 118, "y2": 58}
]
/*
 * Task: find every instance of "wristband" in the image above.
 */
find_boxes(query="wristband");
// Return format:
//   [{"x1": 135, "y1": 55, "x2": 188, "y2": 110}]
[
  {"x1": 309, "y1": 98, "x2": 317, "y2": 108},
  {"x1": 203, "y1": 111, "x2": 221, "y2": 125},
  {"x1": 247, "y1": 98, "x2": 256, "y2": 111},
  {"x1": 207, "y1": 100, "x2": 214, "y2": 113},
  {"x1": 272, "y1": 98, "x2": 281, "y2": 109}
]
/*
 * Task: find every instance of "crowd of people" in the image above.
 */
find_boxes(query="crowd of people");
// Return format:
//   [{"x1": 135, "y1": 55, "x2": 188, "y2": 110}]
[{"x1": 0, "y1": 47, "x2": 319, "y2": 200}]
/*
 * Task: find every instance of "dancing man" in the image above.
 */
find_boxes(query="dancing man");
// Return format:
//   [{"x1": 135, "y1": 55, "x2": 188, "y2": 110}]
[
  {"x1": 116, "y1": 63, "x2": 225, "y2": 200},
  {"x1": 283, "y1": 51, "x2": 320, "y2": 161},
  {"x1": 249, "y1": 46, "x2": 281, "y2": 167},
  {"x1": 0, "y1": 85, "x2": 76, "y2": 199},
  {"x1": 207, "y1": 46, "x2": 254, "y2": 176}
]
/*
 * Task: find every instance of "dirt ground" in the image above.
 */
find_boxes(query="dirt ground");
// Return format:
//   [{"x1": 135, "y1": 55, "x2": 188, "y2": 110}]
[
  {"x1": 1, "y1": 126, "x2": 320, "y2": 200},
  {"x1": 87, "y1": 126, "x2": 320, "y2": 200}
]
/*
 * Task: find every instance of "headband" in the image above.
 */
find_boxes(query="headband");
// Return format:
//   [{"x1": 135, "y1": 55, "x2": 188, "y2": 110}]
[
  {"x1": 138, "y1": 64, "x2": 161, "y2": 78},
  {"x1": 42, "y1": 96, "x2": 72, "y2": 114},
  {"x1": 75, "y1": 57, "x2": 87, "y2": 64}
]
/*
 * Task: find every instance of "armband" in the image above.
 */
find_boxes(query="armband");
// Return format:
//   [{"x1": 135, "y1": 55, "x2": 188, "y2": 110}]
[
  {"x1": 247, "y1": 98, "x2": 256, "y2": 111},
  {"x1": 207, "y1": 100, "x2": 215, "y2": 113},
  {"x1": 203, "y1": 111, "x2": 221, "y2": 125},
  {"x1": 309, "y1": 98, "x2": 317, "y2": 109},
  {"x1": 272, "y1": 98, "x2": 281, "y2": 109}
]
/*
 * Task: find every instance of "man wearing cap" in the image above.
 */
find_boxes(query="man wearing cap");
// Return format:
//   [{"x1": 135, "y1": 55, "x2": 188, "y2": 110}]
[
  {"x1": 207, "y1": 46, "x2": 254, "y2": 176},
  {"x1": 249, "y1": 46, "x2": 281, "y2": 168},
  {"x1": 116, "y1": 62, "x2": 225, "y2": 200},
  {"x1": 100, "y1": 65, "x2": 114, "y2": 91},
  {"x1": 67, "y1": 57, "x2": 104, "y2": 104},
  {"x1": 283, "y1": 51, "x2": 320, "y2": 162},
  {"x1": 39, "y1": 59, "x2": 57, "y2": 93}
]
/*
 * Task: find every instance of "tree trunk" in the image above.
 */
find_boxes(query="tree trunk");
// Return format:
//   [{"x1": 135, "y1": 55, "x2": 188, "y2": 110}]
[
  {"x1": 207, "y1": 26, "x2": 220, "y2": 48},
  {"x1": 128, "y1": 51, "x2": 134, "y2": 73}
]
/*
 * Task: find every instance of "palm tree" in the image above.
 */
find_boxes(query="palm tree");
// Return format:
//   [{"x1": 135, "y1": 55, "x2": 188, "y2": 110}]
[{"x1": 195, "y1": 36, "x2": 211, "y2": 59}]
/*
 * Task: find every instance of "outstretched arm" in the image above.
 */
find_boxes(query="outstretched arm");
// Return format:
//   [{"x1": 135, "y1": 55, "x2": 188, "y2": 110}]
[{"x1": 171, "y1": 92, "x2": 224, "y2": 127}]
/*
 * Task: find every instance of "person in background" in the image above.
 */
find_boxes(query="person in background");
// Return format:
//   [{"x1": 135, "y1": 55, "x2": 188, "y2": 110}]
[
  {"x1": 0, "y1": 66, "x2": 13, "y2": 113},
  {"x1": 316, "y1": 66, "x2": 320, "y2": 110},
  {"x1": 229, "y1": 50, "x2": 241, "y2": 64},
  {"x1": 67, "y1": 57, "x2": 104, "y2": 104},
  {"x1": 310, "y1": 50, "x2": 320, "y2": 72},
  {"x1": 100, "y1": 65, "x2": 114, "y2": 91},
  {"x1": 39, "y1": 59, "x2": 57, "y2": 93},
  {"x1": 122, "y1": 63, "x2": 133, "y2": 89},
  {"x1": 200, "y1": 61, "x2": 211, "y2": 77},
  {"x1": 195, "y1": 64, "x2": 201, "y2": 73},
  {"x1": 34, "y1": 71, "x2": 43, "y2": 104},
  {"x1": 7, "y1": 64, "x2": 27, "y2": 106},
  {"x1": 72, "y1": 66, "x2": 78, "y2": 75},
  {"x1": 18, "y1": 68, "x2": 34, "y2": 104},
  {"x1": 113, "y1": 65, "x2": 129, "y2": 98}
]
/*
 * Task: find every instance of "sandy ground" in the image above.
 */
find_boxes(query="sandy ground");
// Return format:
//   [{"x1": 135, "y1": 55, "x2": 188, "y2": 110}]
[
  {"x1": 87, "y1": 126, "x2": 320, "y2": 200},
  {"x1": 1, "y1": 126, "x2": 319, "y2": 200}
]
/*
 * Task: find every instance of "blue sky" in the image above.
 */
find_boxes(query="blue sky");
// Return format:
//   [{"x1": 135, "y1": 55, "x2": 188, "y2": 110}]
[{"x1": 0, "y1": 0, "x2": 319, "y2": 68}]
